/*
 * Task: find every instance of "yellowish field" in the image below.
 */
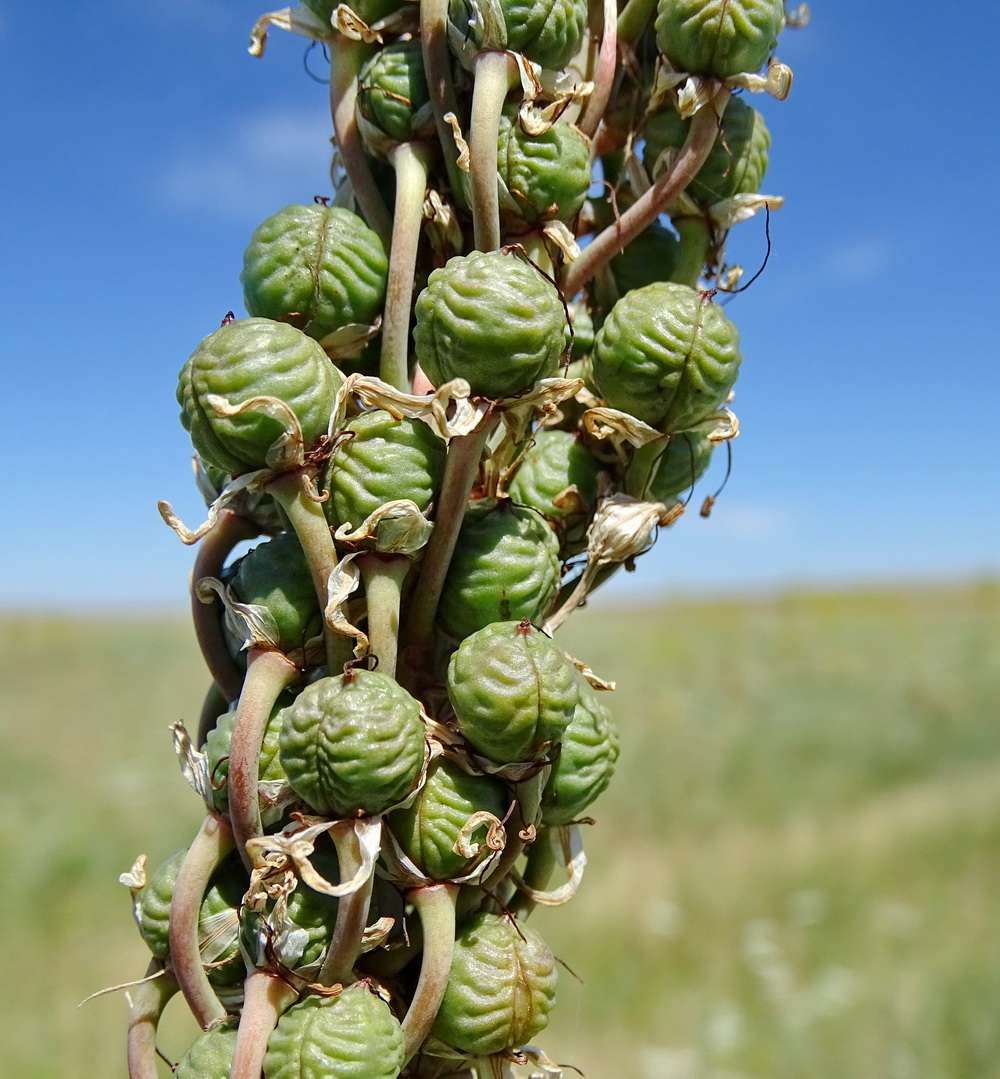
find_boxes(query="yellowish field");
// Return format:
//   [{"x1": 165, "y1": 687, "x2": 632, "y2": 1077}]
[{"x1": 2, "y1": 582, "x2": 999, "y2": 1078}]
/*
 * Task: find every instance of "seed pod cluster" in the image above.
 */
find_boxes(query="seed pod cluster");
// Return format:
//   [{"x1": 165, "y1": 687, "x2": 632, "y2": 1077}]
[{"x1": 131, "y1": 3, "x2": 804, "y2": 1076}]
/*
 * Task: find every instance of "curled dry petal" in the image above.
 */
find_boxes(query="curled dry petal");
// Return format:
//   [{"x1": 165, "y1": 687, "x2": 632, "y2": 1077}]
[{"x1": 511, "y1": 824, "x2": 586, "y2": 905}]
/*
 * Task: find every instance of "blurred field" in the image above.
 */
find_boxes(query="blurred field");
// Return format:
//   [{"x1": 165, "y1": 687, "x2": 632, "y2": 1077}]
[{"x1": 2, "y1": 581, "x2": 999, "y2": 1078}]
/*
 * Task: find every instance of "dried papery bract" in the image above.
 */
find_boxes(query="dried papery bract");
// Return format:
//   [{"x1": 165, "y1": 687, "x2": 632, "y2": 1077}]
[{"x1": 128, "y1": 4, "x2": 808, "y2": 1076}]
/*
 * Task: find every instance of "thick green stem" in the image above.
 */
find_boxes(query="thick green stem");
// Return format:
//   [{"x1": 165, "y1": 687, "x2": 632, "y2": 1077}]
[
  {"x1": 509, "y1": 825, "x2": 558, "y2": 918},
  {"x1": 168, "y1": 813, "x2": 233, "y2": 1028},
  {"x1": 227, "y1": 648, "x2": 299, "y2": 873},
  {"x1": 266, "y1": 469, "x2": 349, "y2": 674},
  {"x1": 624, "y1": 434, "x2": 671, "y2": 501},
  {"x1": 671, "y1": 214, "x2": 712, "y2": 287},
  {"x1": 560, "y1": 90, "x2": 729, "y2": 298},
  {"x1": 196, "y1": 680, "x2": 230, "y2": 748},
  {"x1": 469, "y1": 50, "x2": 518, "y2": 251},
  {"x1": 229, "y1": 971, "x2": 299, "y2": 1079},
  {"x1": 616, "y1": 0, "x2": 658, "y2": 46},
  {"x1": 358, "y1": 553, "x2": 411, "y2": 680},
  {"x1": 317, "y1": 821, "x2": 376, "y2": 987},
  {"x1": 578, "y1": 0, "x2": 618, "y2": 138},
  {"x1": 126, "y1": 960, "x2": 178, "y2": 1079},
  {"x1": 330, "y1": 37, "x2": 392, "y2": 249},
  {"x1": 401, "y1": 416, "x2": 498, "y2": 664},
  {"x1": 420, "y1": 0, "x2": 467, "y2": 200},
  {"x1": 381, "y1": 143, "x2": 432, "y2": 391},
  {"x1": 191, "y1": 508, "x2": 257, "y2": 703},
  {"x1": 401, "y1": 883, "x2": 459, "y2": 1063}
]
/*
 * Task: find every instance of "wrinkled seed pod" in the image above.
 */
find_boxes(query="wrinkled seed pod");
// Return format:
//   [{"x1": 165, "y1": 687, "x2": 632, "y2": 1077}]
[
  {"x1": 437, "y1": 499, "x2": 561, "y2": 640},
  {"x1": 642, "y1": 429, "x2": 715, "y2": 502},
  {"x1": 497, "y1": 112, "x2": 591, "y2": 225},
  {"x1": 263, "y1": 984, "x2": 405, "y2": 1079},
  {"x1": 203, "y1": 694, "x2": 293, "y2": 815},
  {"x1": 506, "y1": 429, "x2": 602, "y2": 555},
  {"x1": 282, "y1": 847, "x2": 342, "y2": 968},
  {"x1": 321, "y1": 410, "x2": 446, "y2": 531},
  {"x1": 431, "y1": 912, "x2": 557, "y2": 1055},
  {"x1": 541, "y1": 677, "x2": 620, "y2": 825},
  {"x1": 174, "y1": 1020, "x2": 239, "y2": 1079},
  {"x1": 388, "y1": 757, "x2": 509, "y2": 880},
  {"x1": 240, "y1": 204, "x2": 388, "y2": 343},
  {"x1": 591, "y1": 282, "x2": 741, "y2": 431},
  {"x1": 568, "y1": 299, "x2": 594, "y2": 360},
  {"x1": 278, "y1": 671, "x2": 426, "y2": 818},
  {"x1": 609, "y1": 219, "x2": 680, "y2": 295},
  {"x1": 643, "y1": 96, "x2": 770, "y2": 204},
  {"x1": 450, "y1": 0, "x2": 587, "y2": 69},
  {"x1": 654, "y1": 0, "x2": 784, "y2": 78},
  {"x1": 357, "y1": 39, "x2": 431, "y2": 146},
  {"x1": 228, "y1": 532, "x2": 324, "y2": 653},
  {"x1": 413, "y1": 249, "x2": 568, "y2": 399},
  {"x1": 447, "y1": 620, "x2": 578, "y2": 763},
  {"x1": 177, "y1": 317, "x2": 340, "y2": 475}
]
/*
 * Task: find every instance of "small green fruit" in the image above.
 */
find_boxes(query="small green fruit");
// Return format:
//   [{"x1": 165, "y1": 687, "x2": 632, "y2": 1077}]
[
  {"x1": 279, "y1": 671, "x2": 426, "y2": 817},
  {"x1": 497, "y1": 112, "x2": 591, "y2": 225},
  {"x1": 447, "y1": 619, "x2": 578, "y2": 763},
  {"x1": 655, "y1": 0, "x2": 784, "y2": 78},
  {"x1": 432, "y1": 912, "x2": 557, "y2": 1055},
  {"x1": 450, "y1": 0, "x2": 587, "y2": 69},
  {"x1": 357, "y1": 40, "x2": 432, "y2": 146},
  {"x1": 174, "y1": 1021, "x2": 239, "y2": 1079}
]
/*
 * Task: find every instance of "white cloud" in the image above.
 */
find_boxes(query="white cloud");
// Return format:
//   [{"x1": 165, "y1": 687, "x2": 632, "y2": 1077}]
[
  {"x1": 156, "y1": 106, "x2": 335, "y2": 218},
  {"x1": 822, "y1": 238, "x2": 893, "y2": 284}
]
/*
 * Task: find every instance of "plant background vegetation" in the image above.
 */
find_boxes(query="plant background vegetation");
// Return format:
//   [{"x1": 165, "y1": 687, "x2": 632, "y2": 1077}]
[{"x1": 5, "y1": 582, "x2": 998, "y2": 1078}]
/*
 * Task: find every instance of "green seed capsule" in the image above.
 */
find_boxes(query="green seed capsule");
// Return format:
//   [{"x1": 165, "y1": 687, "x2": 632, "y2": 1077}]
[
  {"x1": 654, "y1": 0, "x2": 784, "y2": 78},
  {"x1": 413, "y1": 250, "x2": 568, "y2": 399},
  {"x1": 591, "y1": 283, "x2": 741, "y2": 431},
  {"x1": 643, "y1": 96, "x2": 770, "y2": 204},
  {"x1": 450, "y1": 0, "x2": 587, "y2": 69},
  {"x1": 432, "y1": 912, "x2": 557, "y2": 1055},
  {"x1": 568, "y1": 299, "x2": 594, "y2": 360},
  {"x1": 279, "y1": 671, "x2": 426, "y2": 817},
  {"x1": 240, "y1": 204, "x2": 388, "y2": 343},
  {"x1": 438, "y1": 499, "x2": 561, "y2": 640},
  {"x1": 506, "y1": 429, "x2": 602, "y2": 555},
  {"x1": 134, "y1": 850, "x2": 246, "y2": 986},
  {"x1": 264, "y1": 984, "x2": 405, "y2": 1079},
  {"x1": 638, "y1": 429, "x2": 715, "y2": 502},
  {"x1": 496, "y1": 112, "x2": 591, "y2": 225},
  {"x1": 447, "y1": 620, "x2": 578, "y2": 763},
  {"x1": 228, "y1": 533, "x2": 324, "y2": 654},
  {"x1": 541, "y1": 677, "x2": 619, "y2": 825},
  {"x1": 321, "y1": 410, "x2": 446, "y2": 531},
  {"x1": 609, "y1": 220, "x2": 680, "y2": 295},
  {"x1": 174, "y1": 1021, "x2": 239, "y2": 1079},
  {"x1": 177, "y1": 317, "x2": 340, "y2": 475},
  {"x1": 388, "y1": 757, "x2": 509, "y2": 880},
  {"x1": 357, "y1": 40, "x2": 431, "y2": 146}
]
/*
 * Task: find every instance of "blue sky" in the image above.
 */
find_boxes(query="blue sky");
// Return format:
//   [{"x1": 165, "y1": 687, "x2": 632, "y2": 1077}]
[{"x1": 2, "y1": 0, "x2": 998, "y2": 609}]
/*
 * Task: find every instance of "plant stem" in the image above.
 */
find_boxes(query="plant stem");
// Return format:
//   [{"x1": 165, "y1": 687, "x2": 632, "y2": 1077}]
[
  {"x1": 197, "y1": 680, "x2": 230, "y2": 748},
  {"x1": 508, "y1": 825, "x2": 558, "y2": 918},
  {"x1": 229, "y1": 971, "x2": 299, "y2": 1079},
  {"x1": 266, "y1": 469, "x2": 349, "y2": 674},
  {"x1": 125, "y1": 961, "x2": 178, "y2": 1079},
  {"x1": 616, "y1": 0, "x2": 657, "y2": 46},
  {"x1": 578, "y1": 0, "x2": 618, "y2": 138},
  {"x1": 330, "y1": 37, "x2": 392, "y2": 249},
  {"x1": 479, "y1": 768, "x2": 548, "y2": 902},
  {"x1": 168, "y1": 813, "x2": 234, "y2": 1028},
  {"x1": 191, "y1": 508, "x2": 257, "y2": 703},
  {"x1": 560, "y1": 90, "x2": 729, "y2": 298},
  {"x1": 401, "y1": 415, "x2": 497, "y2": 666},
  {"x1": 420, "y1": 0, "x2": 467, "y2": 200},
  {"x1": 358, "y1": 553, "x2": 411, "y2": 679},
  {"x1": 401, "y1": 883, "x2": 459, "y2": 1063},
  {"x1": 317, "y1": 820, "x2": 376, "y2": 987},
  {"x1": 671, "y1": 214, "x2": 712, "y2": 287},
  {"x1": 381, "y1": 142, "x2": 432, "y2": 391},
  {"x1": 227, "y1": 647, "x2": 300, "y2": 873},
  {"x1": 469, "y1": 50, "x2": 518, "y2": 251}
]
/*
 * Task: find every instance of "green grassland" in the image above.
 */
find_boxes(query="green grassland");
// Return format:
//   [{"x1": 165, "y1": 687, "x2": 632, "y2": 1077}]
[{"x1": 3, "y1": 582, "x2": 999, "y2": 1078}]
